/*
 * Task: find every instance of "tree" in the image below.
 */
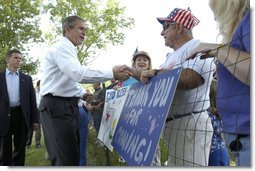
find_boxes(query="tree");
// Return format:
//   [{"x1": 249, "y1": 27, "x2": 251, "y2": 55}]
[
  {"x1": 0, "y1": 0, "x2": 42, "y2": 74},
  {"x1": 43, "y1": 0, "x2": 134, "y2": 64}
]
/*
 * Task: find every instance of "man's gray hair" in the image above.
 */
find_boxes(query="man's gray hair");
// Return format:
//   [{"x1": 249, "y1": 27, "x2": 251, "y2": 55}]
[{"x1": 62, "y1": 15, "x2": 85, "y2": 36}]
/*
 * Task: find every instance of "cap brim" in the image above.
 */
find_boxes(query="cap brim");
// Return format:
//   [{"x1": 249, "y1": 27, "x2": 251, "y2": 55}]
[
  {"x1": 132, "y1": 52, "x2": 151, "y2": 61},
  {"x1": 157, "y1": 18, "x2": 172, "y2": 25},
  {"x1": 132, "y1": 55, "x2": 151, "y2": 62}
]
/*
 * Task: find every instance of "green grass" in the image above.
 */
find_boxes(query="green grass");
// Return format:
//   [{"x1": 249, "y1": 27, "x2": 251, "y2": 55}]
[
  {"x1": 25, "y1": 127, "x2": 169, "y2": 166},
  {"x1": 86, "y1": 128, "x2": 127, "y2": 166},
  {"x1": 25, "y1": 127, "x2": 127, "y2": 166},
  {"x1": 27, "y1": 127, "x2": 235, "y2": 166},
  {"x1": 24, "y1": 132, "x2": 50, "y2": 166}
]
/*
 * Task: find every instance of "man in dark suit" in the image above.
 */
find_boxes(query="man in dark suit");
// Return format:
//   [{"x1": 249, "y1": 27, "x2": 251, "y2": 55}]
[{"x1": 0, "y1": 49, "x2": 38, "y2": 166}]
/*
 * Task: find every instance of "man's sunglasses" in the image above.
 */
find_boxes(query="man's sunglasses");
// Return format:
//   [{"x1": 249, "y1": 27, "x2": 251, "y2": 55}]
[{"x1": 163, "y1": 22, "x2": 176, "y2": 31}]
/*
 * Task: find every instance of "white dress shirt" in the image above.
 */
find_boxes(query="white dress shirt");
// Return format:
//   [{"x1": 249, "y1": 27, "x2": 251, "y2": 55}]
[{"x1": 40, "y1": 37, "x2": 113, "y2": 97}]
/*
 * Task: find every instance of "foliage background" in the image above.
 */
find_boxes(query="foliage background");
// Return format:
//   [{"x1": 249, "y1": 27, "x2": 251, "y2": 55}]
[
  {"x1": 0, "y1": 0, "x2": 134, "y2": 75},
  {"x1": 0, "y1": 0, "x2": 42, "y2": 74}
]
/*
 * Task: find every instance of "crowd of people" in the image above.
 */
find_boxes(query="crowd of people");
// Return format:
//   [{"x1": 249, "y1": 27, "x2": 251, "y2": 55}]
[{"x1": 0, "y1": 0, "x2": 250, "y2": 167}]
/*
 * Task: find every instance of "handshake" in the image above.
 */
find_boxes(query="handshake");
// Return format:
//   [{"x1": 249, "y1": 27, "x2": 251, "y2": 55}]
[
  {"x1": 113, "y1": 65, "x2": 167, "y2": 84},
  {"x1": 112, "y1": 65, "x2": 140, "y2": 82}
]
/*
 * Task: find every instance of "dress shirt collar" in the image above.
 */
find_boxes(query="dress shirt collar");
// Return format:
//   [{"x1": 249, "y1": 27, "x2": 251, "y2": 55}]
[
  {"x1": 62, "y1": 36, "x2": 78, "y2": 54},
  {"x1": 6, "y1": 68, "x2": 19, "y2": 76}
]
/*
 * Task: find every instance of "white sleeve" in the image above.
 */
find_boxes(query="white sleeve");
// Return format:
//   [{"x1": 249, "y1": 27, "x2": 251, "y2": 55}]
[{"x1": 55, "y1": 43, "x2": 114, "y2": 83}]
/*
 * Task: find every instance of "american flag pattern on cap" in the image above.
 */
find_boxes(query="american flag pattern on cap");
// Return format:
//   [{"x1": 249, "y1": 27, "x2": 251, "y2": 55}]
[{"x1": 157, "y1": 8, "x2": 200, "y2": 30}]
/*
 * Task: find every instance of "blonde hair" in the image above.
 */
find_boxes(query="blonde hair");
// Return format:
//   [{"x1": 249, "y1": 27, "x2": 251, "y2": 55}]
[{"x1": 209, "y1": 0, "x2": 250, "y2": 43}]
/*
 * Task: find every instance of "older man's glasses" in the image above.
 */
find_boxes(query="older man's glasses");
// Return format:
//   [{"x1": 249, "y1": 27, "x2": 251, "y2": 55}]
[{"x1": 163, "y1": 22, "x2": 176, "y2": 31}]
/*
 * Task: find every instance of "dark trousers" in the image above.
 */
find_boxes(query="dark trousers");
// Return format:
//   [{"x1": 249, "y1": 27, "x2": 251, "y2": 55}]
[
  {"x1": 26, "y1": 110, "x2": 41, "y2": 147},
  {"x1": 0, "y1": 107, "x2": 28, "y2": 166},
  {"x1": 93, "y1": 114, "x2": 102, "y2": 135},
  {"x1": 40, "y1": 95, "x2": 80, "y2": 166},
  {"x1": 79, "y1": 106, "x2": 88, "y2": 166}
]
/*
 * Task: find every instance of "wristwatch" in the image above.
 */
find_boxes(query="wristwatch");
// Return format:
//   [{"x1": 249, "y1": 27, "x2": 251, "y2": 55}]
[{"x1": 154, "y1": 68, "x2": 161, "y2": 76}]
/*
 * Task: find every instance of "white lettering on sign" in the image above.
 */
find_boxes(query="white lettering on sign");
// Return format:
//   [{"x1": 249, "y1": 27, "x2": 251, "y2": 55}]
[
  {"x1": 124, "y1": 108, "x2": 143, "y2": 126},
  {"x1": 148, "y1": 77, "x2": 174, "y2": 107},
  {"x1": 124, "y1": 82, "x2": 152, "y2": 108},
  {"x1": 115, "y1": 126, "x2": 152, "y2": 164}
]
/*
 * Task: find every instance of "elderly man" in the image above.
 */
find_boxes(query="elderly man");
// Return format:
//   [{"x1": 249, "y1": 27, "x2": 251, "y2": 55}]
[{"x1": 140, "y1": 8, "x2": 214, "y2": 166}]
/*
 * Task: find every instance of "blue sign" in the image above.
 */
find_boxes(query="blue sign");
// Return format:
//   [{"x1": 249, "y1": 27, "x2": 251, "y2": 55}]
[{"x1": 111, "y1": 68, "x2": 182, "y2": 166}]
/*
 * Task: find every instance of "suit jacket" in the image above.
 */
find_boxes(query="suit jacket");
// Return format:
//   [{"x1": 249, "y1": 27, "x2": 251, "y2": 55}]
[{"x1": 0, "y1": 71, "x2": 38, "y2": 136}]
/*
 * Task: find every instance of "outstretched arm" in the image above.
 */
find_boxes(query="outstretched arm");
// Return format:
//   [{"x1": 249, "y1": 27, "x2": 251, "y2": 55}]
[
  {"x1": 140, "y1": 68, "x2": 203, "y2": 90},
  {"x1": 187, "y1": 43, "x2": 250, "y2": 86}
]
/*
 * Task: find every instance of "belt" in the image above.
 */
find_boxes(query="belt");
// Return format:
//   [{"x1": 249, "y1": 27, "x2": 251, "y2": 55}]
[
  {"x1": 10, "y1": 106, "x2": 21, "y2": 111},
  {"x1": 44, "y1": 93, "x2": 79, "y2": 101},
  {"x1": 165, "y1": 109, "x2": 207, "y2": 122},
  {"x1": 237, "y1": 134, "x2": 249, "y2": 138}
]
